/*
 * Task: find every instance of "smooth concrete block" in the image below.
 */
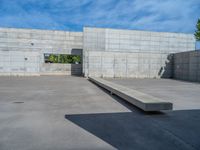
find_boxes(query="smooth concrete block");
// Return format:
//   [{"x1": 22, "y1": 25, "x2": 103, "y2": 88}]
[
  {"x1": 130, "y1": 36, "x2": 141, "y2": 40},
  {"x1": 89, "y1": 51, "x2": 101, "y2": 57},
  {"x1": 88, "y1": 72, "x2": 101, "y2": 78},
  {"x1": 89, "y1": 77, "x2": 173, "y2": 111},
  {"x1": 127, "y1": 58, "x2": 139, "y2": 64},
  {"x1": 102, "y1": 72, "x2": 114, "y2": 78},
  {"x1": 127, "y1": 70, "x2": 138, "y2": 78}
]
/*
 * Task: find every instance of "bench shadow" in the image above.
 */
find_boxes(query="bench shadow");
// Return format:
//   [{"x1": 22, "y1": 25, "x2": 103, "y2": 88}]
[
  {"x1": 65, "y1": 110, "x2": 200, "y2": 150},
  {"x1": 65, "y1": 78, "x2": 200, "y2": 149},
  {"x1": 88, "y1": 78, "x2": 165, "y2": 115}
]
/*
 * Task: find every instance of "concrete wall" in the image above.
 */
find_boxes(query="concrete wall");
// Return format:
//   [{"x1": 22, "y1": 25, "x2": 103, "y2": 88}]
[
  {"x1": 0, "y1": 27, "x2": 197, "y2": 78},
  {"x1": 0, "y1": 27, "x2": 83, "y2": 53},
  {"x1": 83, "y1": 27, "x2": 195, "y2": 78},
  {"x1": 86, "y1": 51, "x2": 173, "y2": 78},
  {"x1": 173, "y1": 51, "x2": 200, "y2": 82},
  {"x1": 41, "y1": 63, "x2": 82, "y2": 76},
  {"x1": 0, "y1": 50, "x2": 40, "y2": 76},
  {"x1": 0, "y1": 27, "x2": 83, "y2": 75}
]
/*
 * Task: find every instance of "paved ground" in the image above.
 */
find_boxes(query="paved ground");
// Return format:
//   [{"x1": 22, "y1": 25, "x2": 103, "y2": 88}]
[
  {"x1": 105, "y1": 78, "x2": 200, "y2": 110},
  {"x1": 0, "y1": 76, "x2": 200, "y2": 150}
]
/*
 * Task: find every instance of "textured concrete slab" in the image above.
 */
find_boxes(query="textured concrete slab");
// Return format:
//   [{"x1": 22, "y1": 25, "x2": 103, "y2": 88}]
[
  {"x1": 174, "y1": 51, "x2": 200, "y2": 82},
  {"x1": 89, "y1": 77, "x2": 172, "y2": 111}
]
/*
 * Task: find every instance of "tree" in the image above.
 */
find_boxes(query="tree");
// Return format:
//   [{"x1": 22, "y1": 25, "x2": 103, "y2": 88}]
[
  {"x1": 48, "y1": 54, "x2": 55, "y2": 63},
  {"x1": 72, "y1": 55, "x2": 81, "y2": 64},
  {"x1": 194, "y1": 19, "x2": 200, "y2": 41},
  {"x1": 48, "y1": 54, "x2": 58, "y2": 63}
]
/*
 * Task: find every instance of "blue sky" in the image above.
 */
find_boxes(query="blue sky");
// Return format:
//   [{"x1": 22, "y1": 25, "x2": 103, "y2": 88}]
[{"x1": 0, "y1": 0, "x2": 200, "y2": 34}]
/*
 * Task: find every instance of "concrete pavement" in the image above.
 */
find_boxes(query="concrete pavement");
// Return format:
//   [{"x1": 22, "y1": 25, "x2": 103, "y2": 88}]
[
  {"x1": 105, "y1": 78, "x2": 200, "y2": 110},
  {"x1": 0, "y1": 76, "x2": 200, "y2": 150}
]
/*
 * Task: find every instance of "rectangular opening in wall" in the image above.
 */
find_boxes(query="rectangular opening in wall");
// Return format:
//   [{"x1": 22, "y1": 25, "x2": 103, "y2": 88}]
[{"x1": 44, "y1": 53, "x2": 81, "y2": 64}]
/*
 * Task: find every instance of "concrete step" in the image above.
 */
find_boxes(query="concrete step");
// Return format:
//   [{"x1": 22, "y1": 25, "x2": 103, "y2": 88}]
[{"x1": 89, "y1": 77, "x2": 173, "y2": 111}]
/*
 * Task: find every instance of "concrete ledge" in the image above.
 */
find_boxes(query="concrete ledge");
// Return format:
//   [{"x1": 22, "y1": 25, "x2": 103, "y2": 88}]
[
  {"x1": 0, "y1": 73, "x2": 40, "y2": 76},
  {"x1": 89, "y1": 77, "x2": 173, "y2": 111}
]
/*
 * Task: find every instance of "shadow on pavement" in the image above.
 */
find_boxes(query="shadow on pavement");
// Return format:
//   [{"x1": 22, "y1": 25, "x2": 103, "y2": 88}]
[
  {"x1": 65, "y1": 109, "x2": 200, "y2": 150},
  {"x1": 65, "y1": 78, "x2": 200, "y2": 150}
]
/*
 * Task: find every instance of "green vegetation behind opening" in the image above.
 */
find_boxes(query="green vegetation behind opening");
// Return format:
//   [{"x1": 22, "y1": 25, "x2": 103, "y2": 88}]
[{"x1": 45, "y1": 54, "x2": 81, "y2": 64}]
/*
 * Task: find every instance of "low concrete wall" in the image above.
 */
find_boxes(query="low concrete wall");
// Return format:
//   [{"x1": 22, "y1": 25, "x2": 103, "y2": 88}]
[
  {"x1": 173, "y1": 51, "x2": 200, "y2": 82},
  {"x1": 40, "y1": 63, "x2": 82, "y2": 76},
  {"x1": 87, "y1": 51, "x2": 173, "y2": 78},
  {"x1": 40, "y1": 63, "x2": 82, "y2": 75}
]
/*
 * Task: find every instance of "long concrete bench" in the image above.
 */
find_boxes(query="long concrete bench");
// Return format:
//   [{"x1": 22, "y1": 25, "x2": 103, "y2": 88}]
[{"x1": 89, "y1": 77, "x2": 173, "y2": 111}]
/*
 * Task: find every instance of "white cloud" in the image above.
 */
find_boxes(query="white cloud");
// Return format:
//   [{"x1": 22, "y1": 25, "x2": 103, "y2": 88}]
[{"x1": 0, "y1": 0, "x2": 199, "y2": 33}]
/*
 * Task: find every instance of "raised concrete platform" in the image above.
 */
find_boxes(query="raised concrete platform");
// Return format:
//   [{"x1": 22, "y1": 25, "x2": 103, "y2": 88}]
[{"x1": 89, "y1": 77, "x2": 173, "y2": 111}]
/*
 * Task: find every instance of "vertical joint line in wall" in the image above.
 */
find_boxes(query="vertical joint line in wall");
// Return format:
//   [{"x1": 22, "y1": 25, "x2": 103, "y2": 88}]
[
  {"x1": 101, "y1": 52, "x2": 102, "y2": 78},
  {"x1": 39, "y1": 50, "x2": 42, "y2": 73},
  {"x1": 9, "y1": 51, "x2": 11, "y2": 76},
  {"x1": 87, "y1": 50, "x2": 89, "y2": 77},
  {"x1": 126, "y1": 54, "x2": 128, "y2": 78},
  {"x1": 172, "y1": 54, "x2": 174, "y2": 78},
  {"x1": 23, "y1": 52, "x2": 25, "y2": 76},
  {"x1": 160, "y1": 53, "x2": 162, "y2": 78},
  {"x1": 149, "y1": 53, "x2": 151, "y2": 78},
  {"x1": 114, "y1": 54, "x2": 115, "y2": 78},
  {"x1": 138, "y1": 52, "x2": 139, "y2": 78},
  {"x1": 197, "y1": 53, "x2": 199, "y2": 81}
]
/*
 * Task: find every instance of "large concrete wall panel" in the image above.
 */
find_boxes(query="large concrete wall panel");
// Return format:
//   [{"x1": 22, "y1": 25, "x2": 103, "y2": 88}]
[
  {"x1": 102, "y1": 52, "x2": 114, "y2": 77},
  {"x1": 0, "y1": 27, "x2": 83, "y2": 76},
  {"x1": 83, "y1": 27, "x2": 195, "y2": 78},
  {"x1": 173, "y1": 51, "x2": 200, "y2": 82},
  {"x1": 114, "y1": 53, "x2": 127, "y2": 77},
  {"x1": 0, "y1": 27, "x2": 197, "y2": 77},
  {"x1": 0, "y1": 50, "x2": 40, "y2": 76},
  {"x1": 86, "y1": 51, "x2": 173, "y2": 78}
]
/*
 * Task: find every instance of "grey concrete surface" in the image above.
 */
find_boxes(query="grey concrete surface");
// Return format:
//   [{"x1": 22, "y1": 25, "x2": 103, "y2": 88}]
[
  {"x1": 41, "y1": 63, "x2": 82, "y2": 76},
  {"x1": 0, "y1": 50, "x2": 40, "y2": 76},
  {"x1": 89, "y1": 77, "x2": 172, "y2": 111},
  {"x1": 105, "y1": 78, "x2": 200, "y2": 110},
  {"x1": 83, "y1": 27, "x2": 195, "y2": 78},
  {"x1": 173, "y1": 50, "x2": 200, "y2": 82},
  {"x1": 0, "y1": 76, "x2": 200, "y2": 150},
  {"x1": 0, "y1": 27, "x2": 83, "y2": 76},
  {"x1": 0, "y1": 27, "x2": 197, "y2": 78}
]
